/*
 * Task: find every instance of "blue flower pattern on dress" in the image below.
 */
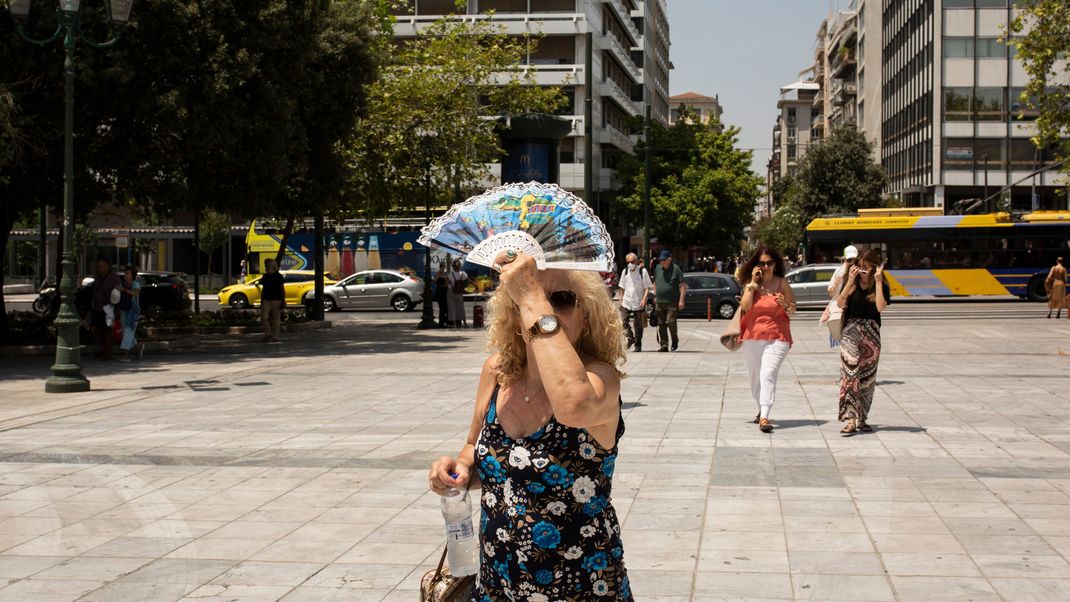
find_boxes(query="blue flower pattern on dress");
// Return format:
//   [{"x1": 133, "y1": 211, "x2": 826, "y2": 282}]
[{"x1": 471, "y1": 385, "x2": 631, "y2": 601}]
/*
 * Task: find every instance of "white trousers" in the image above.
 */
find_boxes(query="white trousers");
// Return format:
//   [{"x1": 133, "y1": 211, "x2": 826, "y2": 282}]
[{"x1": 741, "y1": 339, "x2": 790, "y2": 417}]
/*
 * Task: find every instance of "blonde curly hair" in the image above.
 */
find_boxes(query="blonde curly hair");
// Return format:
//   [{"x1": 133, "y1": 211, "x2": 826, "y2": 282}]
[{"x1": 487, "y1": 270, "x2": 626, "y2": 387}]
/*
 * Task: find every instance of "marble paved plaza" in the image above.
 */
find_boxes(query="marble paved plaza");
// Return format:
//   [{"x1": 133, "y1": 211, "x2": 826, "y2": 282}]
[{"x1": 0, "y1": 302, "x2": 1068, "y2": 601}]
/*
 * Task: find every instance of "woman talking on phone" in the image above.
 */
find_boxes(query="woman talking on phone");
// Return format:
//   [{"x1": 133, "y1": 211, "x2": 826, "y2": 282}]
[
  {"x1": 835, "y1": 248, "x2": 890, "y2": 436},
  {"x1": 737, "y1": 247, "x2": 795, "y2": 433}
]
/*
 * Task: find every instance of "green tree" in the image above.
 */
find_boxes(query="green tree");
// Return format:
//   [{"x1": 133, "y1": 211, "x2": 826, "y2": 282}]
[
  {"x1": 789, "y1": 127, "x2": 887, "y2": 221},
  {"x1": 1, "y1": 1, "x2": 379, "y2": 329},
  {"x1": 0, "y1": 84, "x2": 13, "y2": 182},
  {"x1": 1008, "y1": 0, "x2": 1070, "y2": 173},
  {"x1": 346, "y1": 1, "x2": 566, "y2": 217},
  {"x1": 617, "y1": 120, "x2": 764, "y2": 256},
  {"x1": 752, "y1": 197, "x2": 804, "y2": 258},
  {"x1": 196, "y1": 209, "x2": 231, "y2": 278}
]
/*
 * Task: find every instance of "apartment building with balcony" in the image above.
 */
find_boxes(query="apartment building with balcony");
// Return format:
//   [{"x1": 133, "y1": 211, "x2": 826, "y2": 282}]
[
  {"x1": 767, "y1": 81, "x2": 819, "y2": 213},
  {"x1": 668, "y1": 92, "x2": 724, "y2": 131},
  {"x1": 389, "y1": 0, "x2": 671, "y2": 226},
  {"x1": 882, "y1": 0, "x2": 1067, "y2": 210}
]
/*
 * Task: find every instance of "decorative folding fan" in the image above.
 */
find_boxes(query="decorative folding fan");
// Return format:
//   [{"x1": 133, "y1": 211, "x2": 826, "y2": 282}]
[{"x1": 418, "y1": 182, "x2": 614, "y2": 272}]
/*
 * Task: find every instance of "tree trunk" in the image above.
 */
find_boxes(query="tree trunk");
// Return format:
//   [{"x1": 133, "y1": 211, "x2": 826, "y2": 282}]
[
  {"x1": 0, "y1": 211, "x2": 10, "y2": 340},
  {"x1": 274, "y1": 214, "x2": 296, "y2": 266}
]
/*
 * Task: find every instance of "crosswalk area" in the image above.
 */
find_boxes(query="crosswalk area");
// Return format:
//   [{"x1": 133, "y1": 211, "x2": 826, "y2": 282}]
[{"x1": 798, "y1": 299, "x2": 1047, "y2": 321}]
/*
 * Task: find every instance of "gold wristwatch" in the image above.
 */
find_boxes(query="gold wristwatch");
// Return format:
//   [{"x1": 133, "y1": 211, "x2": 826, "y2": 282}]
[{"x1": 526, "y1": 314, "x2": 560, "y2": 341}]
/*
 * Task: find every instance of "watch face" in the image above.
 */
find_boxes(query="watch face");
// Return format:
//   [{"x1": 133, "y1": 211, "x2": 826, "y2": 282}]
[{"x1": 537, "y1": 315, "x2": 560, "y2": 334}]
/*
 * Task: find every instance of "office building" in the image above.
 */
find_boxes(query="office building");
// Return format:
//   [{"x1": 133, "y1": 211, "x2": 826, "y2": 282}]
[
  {"x1": 390, "y1": 0, "x2": 671, "y2": 224},
  {"x1": 881, "y1": 0, "x2": 1066, "y2": 210}
]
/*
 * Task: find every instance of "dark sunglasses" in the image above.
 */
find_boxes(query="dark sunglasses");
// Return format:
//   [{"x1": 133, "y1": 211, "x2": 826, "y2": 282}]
[
  {"x1": 758, "y1": 260, "x2": 777, "y2": 267},
  {"x1": 548, "y1": 290, "x2": 579, "y2": 313}
]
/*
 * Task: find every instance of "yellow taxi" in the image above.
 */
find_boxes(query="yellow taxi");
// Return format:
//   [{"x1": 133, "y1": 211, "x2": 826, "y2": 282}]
[{"x1": 217, "y1": 270, "x2": 336, "y2": 309}]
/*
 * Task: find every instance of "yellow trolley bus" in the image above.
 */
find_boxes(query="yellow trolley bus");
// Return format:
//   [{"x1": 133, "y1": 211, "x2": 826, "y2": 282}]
[{"x1": 804, "y1": 209, "x2": 1070, "y2": 301}]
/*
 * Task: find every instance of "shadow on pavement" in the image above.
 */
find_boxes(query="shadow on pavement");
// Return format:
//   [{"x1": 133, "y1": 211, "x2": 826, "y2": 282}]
[
  {"x1": 0, "y1": 322, "x2": 473, "y2": 382},
  {"x1": 773, "y1": 419, "x2": 829, "y2": 430}
]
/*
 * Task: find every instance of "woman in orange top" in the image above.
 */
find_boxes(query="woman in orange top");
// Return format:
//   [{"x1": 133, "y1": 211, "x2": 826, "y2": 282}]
[{"x1": 738, "y1": 247, "x2": 796, "y2": 433}]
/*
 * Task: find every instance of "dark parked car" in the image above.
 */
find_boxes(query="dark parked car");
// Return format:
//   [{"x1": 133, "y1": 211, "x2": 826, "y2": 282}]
[
  {"x1": 77, "y1": 271, "x2": 190, "y2": 313},
  {"x1": 680, "y1": 272, "x2": 741, "y2": 319}
]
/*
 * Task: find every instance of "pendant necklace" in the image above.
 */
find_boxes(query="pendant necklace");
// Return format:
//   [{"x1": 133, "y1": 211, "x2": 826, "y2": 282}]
[{"x1": 523, "y1": 379, "x2": 544, "y2": 403}]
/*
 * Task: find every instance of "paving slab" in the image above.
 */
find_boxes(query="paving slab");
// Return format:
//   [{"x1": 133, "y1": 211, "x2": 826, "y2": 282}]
[{"x1": 0, "y1": 302, "x2": 1068, "y2": 599}]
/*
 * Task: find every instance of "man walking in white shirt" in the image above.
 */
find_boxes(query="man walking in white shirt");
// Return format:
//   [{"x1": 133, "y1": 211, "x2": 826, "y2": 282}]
[{"x1": 619, "y1": 253, "x2": 654, "y2": 352}]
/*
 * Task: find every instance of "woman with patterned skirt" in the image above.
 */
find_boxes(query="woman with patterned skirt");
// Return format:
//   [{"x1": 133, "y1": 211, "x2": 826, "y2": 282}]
[
  {"x1": 428, "y1": 250, "x2": 632, "y2": 600},
  {"x1": 835, "y1": 249, "x2": 890, "y2": 436}
]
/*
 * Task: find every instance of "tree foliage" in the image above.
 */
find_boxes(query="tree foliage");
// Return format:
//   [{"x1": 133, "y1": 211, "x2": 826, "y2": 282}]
[
  {"x1": 789, "y1": 127, "x2": 887, "y2": 219},
  {"x1": 1008, "y1": 0, "x2": 1070, "y2": 173},
  {"x1": 617, "y1": 115, "x2": 763, "y2": 256},
  {"x1": 197, "y1": 209, "x2": 231, "y2": 276},
  {"x1": 345, "y1": 2, "x2": 566, "y2": 216},
  {"x1": 758, "y1": 128, "x2": 887, "y2": 253},
  {"x1": 0, "y1": 0, "x2": 379, "y2": 330},
  {"x1": 0, "y1": 84, "x2": 13, "y2": 183}
]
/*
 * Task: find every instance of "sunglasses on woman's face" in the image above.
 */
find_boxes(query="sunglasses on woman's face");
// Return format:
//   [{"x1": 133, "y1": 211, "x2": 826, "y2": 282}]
[
  {"x1": 548, "y1": 290, "x2": 579, "y2": 313},
  {"x1": 758, "y1": 260, "x2": 777, "y2": 267}
]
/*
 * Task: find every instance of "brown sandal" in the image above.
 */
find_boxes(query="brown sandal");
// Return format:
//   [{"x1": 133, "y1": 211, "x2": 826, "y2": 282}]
[
  {"x1": 841, "y1": 419, "x2": 858, "y2": 437},
  {"x1": 759, "y1": 418, "x2": 773, "y2": 433}
]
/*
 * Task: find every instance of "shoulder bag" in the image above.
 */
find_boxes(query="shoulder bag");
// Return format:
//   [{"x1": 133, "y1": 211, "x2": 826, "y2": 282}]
[
  {"x1": 419, "y1": 544, "x2": 476, "y2": 602},
  {"x1": 719, "y1": 304, "x2": 743, "y2": 351}
]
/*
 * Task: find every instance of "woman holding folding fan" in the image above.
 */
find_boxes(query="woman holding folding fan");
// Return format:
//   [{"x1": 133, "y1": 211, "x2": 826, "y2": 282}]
[
  {"x1": 428, "y1": 249, "x2": 632, "y2": 600},
  {"x1": 424, "y1": 183, "x2": 632, "y2": 601}
]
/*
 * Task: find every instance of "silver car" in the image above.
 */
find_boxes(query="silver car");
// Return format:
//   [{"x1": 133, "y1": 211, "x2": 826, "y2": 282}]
[
  {"x1": 785, "y1": 263, "x2": 842, "y2": 307},
  {"x1": 314, "y1": 269, "x2": 425, "y2": 312}
]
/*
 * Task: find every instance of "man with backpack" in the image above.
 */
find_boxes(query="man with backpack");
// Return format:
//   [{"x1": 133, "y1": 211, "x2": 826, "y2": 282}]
[{"x1": 618, "y1": 253, "x2": 653, "y2": 352}]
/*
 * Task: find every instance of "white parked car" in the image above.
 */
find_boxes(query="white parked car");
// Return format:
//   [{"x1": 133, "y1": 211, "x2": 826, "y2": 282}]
[
  {"x1": 309, "y1": 269, "x2": 426, "y2": 312},
  {"x1": 785, "y1": 263, "x2": 842, "y2": 307}
]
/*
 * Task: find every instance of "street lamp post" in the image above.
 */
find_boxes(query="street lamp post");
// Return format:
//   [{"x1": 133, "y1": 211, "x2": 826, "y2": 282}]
[
  {"x1": 9, "y1": 0, "x2": 135, "y2": 393},
  {"x1": 417, "y1": 150, "x2": 437, "y2": 330}
]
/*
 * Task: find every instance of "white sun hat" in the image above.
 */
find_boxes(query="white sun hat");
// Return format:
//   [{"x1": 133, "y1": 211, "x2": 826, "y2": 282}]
[{"x1": 843, "y1": 245, "x2": 859, "y2": 260}]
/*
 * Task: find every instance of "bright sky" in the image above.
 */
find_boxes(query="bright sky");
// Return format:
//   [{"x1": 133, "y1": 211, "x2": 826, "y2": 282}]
[{"x1": 667, "y1": 0, "x2": 850, "y2": 175}]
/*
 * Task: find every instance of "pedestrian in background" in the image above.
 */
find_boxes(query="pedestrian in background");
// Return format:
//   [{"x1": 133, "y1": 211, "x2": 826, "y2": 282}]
[
  {"x1": 738, "y1": 246, "x2": 795, "y2": 433},
  {"x1": 90, "y1": 256, "x2": 121, "y2": 360},
  {"x1": 653, "y1": 250, "x2": 686, "y2": 352},
  {"x1": 259, "y1": 258, "x2": 285, "y2": 343},
  {"x1": 117, "y1": 265, "x2": 145, "y2": 361},
  {"x1": 1046, "y1": 257, "x2": 1067, "y2": 319},
  {"x1": 447, "y1": 259, "x2": 469, "y2": 328},
  {"x1": 238, "y1": 259, "x2": 248, "y2": 284},
  {"x1": 618, "y1": 252, "x2": 653, "y2": 352},
  {"x1": 427, "y1": 249, "x2": 632, "y2": 600},
  {"x1": 828, "y1": 245, "x2": 859, "y2": 299},
  {"x1": 835, "y1": 248, "x2": 890, "y2": 436},
  {"x1": 434, "y1": 262, "x2": 450, "y2": 327}
]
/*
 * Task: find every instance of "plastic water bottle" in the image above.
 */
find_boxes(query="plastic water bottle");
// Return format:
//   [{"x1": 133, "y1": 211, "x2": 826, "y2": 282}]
[{"x1": 440, "y1": 484, "x2": 479, "y2": 577}]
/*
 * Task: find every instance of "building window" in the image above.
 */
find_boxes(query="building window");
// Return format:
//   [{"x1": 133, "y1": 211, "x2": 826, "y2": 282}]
[
  {"x1": 975, "y1": 38, "x2": 1010, "y2": 59},
  {"x1": 945, "y1": 87, "x2": 972, "y2": 121},
  {"x1": 787, "y1": 127, "x2": 797, "y2": 140},
  {"x1": 787, "y1": 107, "x2": 797, "y2": 124},
  {"x1": 1010, "y1": 87, "x2": 1041, "y2": 120},
  {"x1": 943, "y1": 0, "x2": 974, "y2": 7},
  {"x1": 420, "y1": 0, "x2": 463, "y2": 14},
  {"x1": 973, "y1": 88, "x2": 1005, "y2": 121},
  {"x1": 943, "y1": 38, "x2": 973, "y2": 58},
  {"x1": 559, "y1": 137, "x2": 576, "y2": 163},
  {"x1": 479, "y1": 0, "x2": 527, "y2": 12},
  {"x1": 528, "y1": 35, "x2": 575, "y2": 65},
  {"x1": 530, "y1": 0, "x2": 576, "y2": 11},
  {"x1": 944, "y1": 138, "x2": 974, "y2": 168}
]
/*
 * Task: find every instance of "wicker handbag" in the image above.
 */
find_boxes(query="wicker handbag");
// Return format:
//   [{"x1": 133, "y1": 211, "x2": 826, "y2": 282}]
[{"x1": 420, "y1": 545, "x2": 475, "y2": 602}]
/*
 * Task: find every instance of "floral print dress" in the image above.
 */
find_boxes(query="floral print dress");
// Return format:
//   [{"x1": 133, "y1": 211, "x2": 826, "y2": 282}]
[{"x1": 472, "y1": 385, "x2": 632, "y2": 601}]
